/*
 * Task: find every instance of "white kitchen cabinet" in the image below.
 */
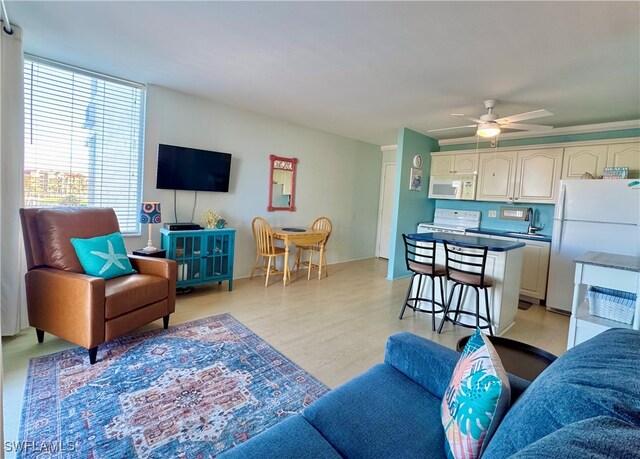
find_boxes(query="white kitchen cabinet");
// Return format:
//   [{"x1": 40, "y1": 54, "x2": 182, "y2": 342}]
[
  {"x1": 567, "y1": 252, "x2": 640, "y2": 349},
  {"x1": 607, "y1": 142, "x2": 640, "y2": 179},
  {"x1": 476, "y1": 151, "x2": 517, "y2": 201},
  {"x1": 562, "y1": 145, "x2": 608, "y2": 179},
  {"x1": 470, "y1": 233, "x2": 550, "y2": 300},
  {"x1": 476, "y1": 148, "x2": 562, "y2": 203},
  {"x1": 519, "y1": 239, "x2": 551, "y2": 300},
  {"x1": 561, "y1": 141, "x2": 639, "y2": 179},
  {"x1": 430, "y1": 152, "x2": 478, "y2": 176}
]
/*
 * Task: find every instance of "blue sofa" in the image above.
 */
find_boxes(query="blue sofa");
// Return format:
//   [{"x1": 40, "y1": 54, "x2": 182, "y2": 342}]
[{"x1": 221, "y1": 329, "x2": 640, "y2": 458}]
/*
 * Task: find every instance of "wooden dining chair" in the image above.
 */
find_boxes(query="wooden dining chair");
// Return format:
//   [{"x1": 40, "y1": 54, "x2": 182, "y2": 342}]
[
  {"x1": 250, "y1": 217, "x2": 287, "y2": 286},
  {"x1": 294, "y1": 216, "x2": 332, "y2": 278}
]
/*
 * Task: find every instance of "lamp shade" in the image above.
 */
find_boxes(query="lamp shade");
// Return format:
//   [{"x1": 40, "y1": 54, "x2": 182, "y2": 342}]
[
  {"x1": 477, "y1": 122, "x2": 501, "y2": 138},
  {"x1": 140, "y1": 202, "x2": 162, "y2": 224}
]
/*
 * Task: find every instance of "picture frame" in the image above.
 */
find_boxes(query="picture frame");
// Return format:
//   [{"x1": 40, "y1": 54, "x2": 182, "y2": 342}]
[{"x1": 409, "y1": 168, "x2": 422, "y2": 191}]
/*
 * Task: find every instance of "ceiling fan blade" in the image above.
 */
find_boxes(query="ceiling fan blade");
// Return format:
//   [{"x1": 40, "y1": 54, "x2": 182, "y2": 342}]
[
  {"x1": 496, "y1": 109, "x2": 553, "y2": 124},
  {"x1": 500, "y1": 123, "x2": 554, "y2": 132},
  {"x1": 427, "y1": 124, "x2": 477, "y2": 133}
]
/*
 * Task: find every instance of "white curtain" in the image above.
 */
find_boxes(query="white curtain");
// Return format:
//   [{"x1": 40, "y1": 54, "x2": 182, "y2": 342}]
[{"x1": 1, "y1": 24, "x2": 27, "y2": 336}]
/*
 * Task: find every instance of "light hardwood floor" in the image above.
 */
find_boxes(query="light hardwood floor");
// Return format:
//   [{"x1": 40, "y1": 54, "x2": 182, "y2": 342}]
[{"x1": 2, "y1": 257, "x2": 569, "y2": 444}]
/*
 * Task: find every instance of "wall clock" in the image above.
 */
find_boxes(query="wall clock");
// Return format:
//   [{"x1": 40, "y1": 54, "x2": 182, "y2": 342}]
[{"x1": 413, "y1": 155, "x2": 423, "y2": 168}]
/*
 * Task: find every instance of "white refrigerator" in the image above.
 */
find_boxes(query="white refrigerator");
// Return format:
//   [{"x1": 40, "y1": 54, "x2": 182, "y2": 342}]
[{"x1": 546, "y1": 179, "x2": 640, "y2": 313}]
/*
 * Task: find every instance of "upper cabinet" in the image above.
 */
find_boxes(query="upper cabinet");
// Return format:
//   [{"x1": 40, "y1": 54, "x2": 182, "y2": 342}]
[
  {"x1": 562, "y1": 142, "x2": 639, "y2": 179},
  {"x1": 430, "y1": 152, "x2": 478, "y2": 175},
  {"x1": 477, "y1": 148, "x2": 563, "y2": 203},
  {"x1": 607, "y1": 142, "x2": 640, "y2": 179},
  {"x1": 562, "y1": 145, "x2": 608, "y2": 179}
]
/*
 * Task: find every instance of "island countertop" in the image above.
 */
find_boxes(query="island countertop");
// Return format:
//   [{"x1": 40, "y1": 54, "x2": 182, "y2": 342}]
[
  {"x1": 574, "y1": 251, "x2": 640, "y2": 272},
  {"x1": 407, "y1": 232, "x2": 526, "y2": 252}
]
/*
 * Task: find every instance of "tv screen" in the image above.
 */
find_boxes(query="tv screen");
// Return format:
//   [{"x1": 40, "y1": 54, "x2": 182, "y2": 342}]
[{"x1": 156, "y1": 144, "x2": 232, "y2": 192}]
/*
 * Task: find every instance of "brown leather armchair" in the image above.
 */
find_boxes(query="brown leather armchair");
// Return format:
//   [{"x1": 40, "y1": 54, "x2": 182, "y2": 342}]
[{"x1": 20, "y1": 207, "x2": 177, "y2": 364}]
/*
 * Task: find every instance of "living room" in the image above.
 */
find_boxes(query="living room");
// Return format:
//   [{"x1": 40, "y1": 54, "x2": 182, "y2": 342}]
[{"x1": 1, "y1": 2, "x2": 639, "y2": 458}]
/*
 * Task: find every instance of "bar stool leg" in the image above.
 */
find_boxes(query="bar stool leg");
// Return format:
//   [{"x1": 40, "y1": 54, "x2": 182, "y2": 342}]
[
  {"x1": 438, "y1": 282, "x2": 458, "y2": 334},
  {"x1": 399, "y1": 274, "x2": 416, "y2": 319},
  {"x1": 474, "y1": 286, "x2": 481, "y2": 329},
  {"x1": 430, "y1": 275, "x2": 436, "y2": 331},
  {"x1": 414, "y1": 275, "x2": 424, "y2": 311},
  {"x1": 453, "y1": 285, "x2": 464, "y2": 322},
  {"x1": 484, "y1": 287, "x2": 494, "y2": 336}
]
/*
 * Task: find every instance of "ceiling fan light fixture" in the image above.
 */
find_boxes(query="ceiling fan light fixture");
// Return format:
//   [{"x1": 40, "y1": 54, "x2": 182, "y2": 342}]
[{"x1": 477, "y1": 122, "x2": 501, "y2": 138}]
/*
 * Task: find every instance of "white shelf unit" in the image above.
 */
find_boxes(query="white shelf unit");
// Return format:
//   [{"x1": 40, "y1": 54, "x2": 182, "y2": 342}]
[{"x1": 567, "y1": 256, "x2": 640, "y2": 349}]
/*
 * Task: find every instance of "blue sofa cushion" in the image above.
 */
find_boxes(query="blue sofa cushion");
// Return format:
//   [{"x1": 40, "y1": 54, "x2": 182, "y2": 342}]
[
  {"x1": 484, "y1": 328, "x2": 640, "y2": 458},
  {"x1": 303, "y1": 363, "x2": 447, "y2": 459},
  {"x1": 218, "y1": 414, "x2": 341, "y2": 459},
  {"x1": 509, "y1": 416, "x2": 640, "y2": 459}
]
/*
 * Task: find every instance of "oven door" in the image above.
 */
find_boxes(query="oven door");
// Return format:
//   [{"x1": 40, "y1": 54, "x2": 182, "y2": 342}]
[{"x1": 428, "y1": 176, "x2": 476, "y2": 200}]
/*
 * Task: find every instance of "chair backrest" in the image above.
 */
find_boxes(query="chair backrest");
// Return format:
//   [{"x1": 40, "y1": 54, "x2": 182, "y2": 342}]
[
  {"x1": 312, "y1": 217, "x2": 332, "y2": 244},
  {"x1": 402, "y1": 234, "x2": 437, "y2": 273},
  {"x1": 443, "y1": 240, "x2": 489, "y2": 285},
  {"x1": 252, "y1": 217, "x2": 278, "y2": 256},
  {"x1": 20, "y1": 207, "x2": 120, "y2": 272}
]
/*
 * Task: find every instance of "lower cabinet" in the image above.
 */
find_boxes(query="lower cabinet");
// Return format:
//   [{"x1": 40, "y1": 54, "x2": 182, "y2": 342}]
[
  {"x1": 470, "y1": 233, "x2": 550, "y2": 301},
  {"x1": 160, "y1": 228, "x2": 235, "y2": 290}
]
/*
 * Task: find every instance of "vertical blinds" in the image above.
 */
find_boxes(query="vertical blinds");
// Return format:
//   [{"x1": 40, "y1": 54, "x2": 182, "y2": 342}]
[{"x1": 23, "y1": 56, "x2": 145, "y2": 234}]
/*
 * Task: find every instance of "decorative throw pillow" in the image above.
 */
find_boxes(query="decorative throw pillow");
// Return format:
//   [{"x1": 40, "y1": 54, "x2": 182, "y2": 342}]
[
  {"x1": 441, "y1": 328, "x2": 511, "y2": 459},
  {"x1": 70, "y1": 232, "x2": 136, "y2": 280}
]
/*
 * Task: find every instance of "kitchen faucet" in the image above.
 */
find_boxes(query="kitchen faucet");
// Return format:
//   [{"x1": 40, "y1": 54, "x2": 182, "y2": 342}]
[{"x1": 525, "y1": 207, "x2": 543, "y2": 234}]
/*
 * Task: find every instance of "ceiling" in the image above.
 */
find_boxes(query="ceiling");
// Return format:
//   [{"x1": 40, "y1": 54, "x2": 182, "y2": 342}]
[{"x1": 6, "y1": 1, "x2": 640, "y2": 146}]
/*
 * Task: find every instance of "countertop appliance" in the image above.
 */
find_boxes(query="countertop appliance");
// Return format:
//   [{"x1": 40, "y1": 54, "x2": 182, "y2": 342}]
[
  {"x1": 428, "y1": 175, "x2": 477, "y2": 200},
  {"x1": 418, "y1": 209, "x2": 481, "y2": 234},
  {"x1": 546, "y1": 179, "x2": 640, "y2": 314}
]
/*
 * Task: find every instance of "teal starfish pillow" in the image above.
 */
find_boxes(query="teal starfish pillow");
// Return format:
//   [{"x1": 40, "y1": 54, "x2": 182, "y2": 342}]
[
  {"x1": 441, "y1": 328, "x2": 511, "y2": 459},
  {"x1": 71, "y1": 232, "x2": 136, "y2": 280}
]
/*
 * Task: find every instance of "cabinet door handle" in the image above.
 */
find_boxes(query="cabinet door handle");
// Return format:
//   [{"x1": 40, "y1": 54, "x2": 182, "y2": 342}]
[{"x1": 514, "y1": 197, "x2": 519, "y2": 200}]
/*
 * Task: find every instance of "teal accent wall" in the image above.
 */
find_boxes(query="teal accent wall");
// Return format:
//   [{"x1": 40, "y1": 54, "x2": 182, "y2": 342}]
[
  {"x1": 387, "y1": 128, "x2": 439, "y2": 280},
  {"x1": 439, "y1": 128, "x2": 640, "y2": 151},
  {"x1": 436, "y1": 200, "x2": 554, "y2": 236}
]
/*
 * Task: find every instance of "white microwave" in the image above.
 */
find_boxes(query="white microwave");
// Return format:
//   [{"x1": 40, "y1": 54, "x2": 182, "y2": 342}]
[{"x1": 428, "y1": 175, "x2": 477, "y2": 200}]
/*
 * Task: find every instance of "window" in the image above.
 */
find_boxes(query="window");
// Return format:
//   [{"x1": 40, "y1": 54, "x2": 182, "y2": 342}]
[{"x1": 23, "y1": 56, "x2": 145, "y2": 234}]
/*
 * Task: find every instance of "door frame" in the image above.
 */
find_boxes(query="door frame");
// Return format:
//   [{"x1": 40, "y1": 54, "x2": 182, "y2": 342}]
[{"x1": 375, "y1": 161, "x2": 396, "y2": 258}]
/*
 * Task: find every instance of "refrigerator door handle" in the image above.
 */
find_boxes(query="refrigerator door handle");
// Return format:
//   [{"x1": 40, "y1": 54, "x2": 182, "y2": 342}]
[
  {"x1": 553, "y1": 219, "x2": 563, "y2": 254},
  {"x1": 556, "y1": 184, "x2": 566, "y2": 220}
]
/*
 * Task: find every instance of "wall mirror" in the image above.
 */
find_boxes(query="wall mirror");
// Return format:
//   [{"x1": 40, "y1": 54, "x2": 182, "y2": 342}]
[{"x1": 268, "y1": 154, "x2": 297, "y2": 211}]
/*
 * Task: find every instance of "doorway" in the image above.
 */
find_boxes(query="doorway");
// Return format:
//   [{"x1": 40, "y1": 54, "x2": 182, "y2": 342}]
[{"x1": 376, "y1": 162, "x2": 396, "y2": 259}]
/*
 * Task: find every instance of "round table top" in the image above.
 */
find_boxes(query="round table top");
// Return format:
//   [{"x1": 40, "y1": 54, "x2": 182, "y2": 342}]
[{"x1": 456, "y1": 335, "x2": 558, "y2": 382}]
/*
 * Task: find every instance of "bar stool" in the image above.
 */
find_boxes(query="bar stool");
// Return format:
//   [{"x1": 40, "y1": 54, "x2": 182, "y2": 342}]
[
  {"x1": 437, "y1": 240, "x2": 494, "y2": 335},
  {"x1": 399, "y1": 234, "x2": 447, "y2": 331}
]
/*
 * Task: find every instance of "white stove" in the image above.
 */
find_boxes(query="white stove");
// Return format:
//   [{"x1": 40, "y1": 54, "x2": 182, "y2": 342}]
[{"x1": 418, "y1": 209, "x2": 481, "y2": 234}]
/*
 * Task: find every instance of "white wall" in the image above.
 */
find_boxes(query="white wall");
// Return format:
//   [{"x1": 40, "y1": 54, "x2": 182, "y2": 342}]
[{"x1": 126, "y1": 85, "x2": 382, "y2": 278}]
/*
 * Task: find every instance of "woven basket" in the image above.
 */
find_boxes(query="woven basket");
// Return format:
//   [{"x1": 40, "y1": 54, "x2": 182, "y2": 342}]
[{"x1": 586, "y1": 286, "x2": 636, "y2": 325}]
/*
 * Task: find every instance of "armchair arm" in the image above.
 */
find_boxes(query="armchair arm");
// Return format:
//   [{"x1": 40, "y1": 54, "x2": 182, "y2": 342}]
[
  {"x1": 128, "y1": 256, "x2": 177, "y2": 314},
  {"x1": 385, "y1": 332, "x2": 531, "y2": 402},
  {"x1": 25, "y1": 268, "x2": 106, "y2": 349},
  {"x1": 128, "y1": 255, "x2": 177, "y2": 279},
  {"x1": 384, "y1": 332, "x2": 459, "y2": 398}
]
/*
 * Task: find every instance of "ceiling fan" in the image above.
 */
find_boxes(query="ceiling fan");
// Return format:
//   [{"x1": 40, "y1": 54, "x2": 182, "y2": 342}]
[{"x1": 428, "y1": 100, "x2": 554, "y2": 138}]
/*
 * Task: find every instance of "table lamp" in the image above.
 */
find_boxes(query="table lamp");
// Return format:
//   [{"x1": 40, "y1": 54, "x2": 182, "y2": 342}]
[{"x1": 140, "y1": 202, "x2": 162, "y2": 253}]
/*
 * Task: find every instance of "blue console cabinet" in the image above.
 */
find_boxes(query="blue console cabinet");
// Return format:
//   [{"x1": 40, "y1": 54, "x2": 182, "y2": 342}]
[{"x1": 160, "y1": 227, "x2": 235, "y2": 290}]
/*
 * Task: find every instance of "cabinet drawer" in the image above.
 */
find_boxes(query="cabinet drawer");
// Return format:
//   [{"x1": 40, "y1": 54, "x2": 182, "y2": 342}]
[{"x1": 580, "y1": 264, "x2": 638, "y2": 292}]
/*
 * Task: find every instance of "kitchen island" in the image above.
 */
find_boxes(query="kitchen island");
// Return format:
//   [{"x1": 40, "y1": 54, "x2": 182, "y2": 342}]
[{"x1": 407, "y1": 232, "x2": 525, "y2": 335}]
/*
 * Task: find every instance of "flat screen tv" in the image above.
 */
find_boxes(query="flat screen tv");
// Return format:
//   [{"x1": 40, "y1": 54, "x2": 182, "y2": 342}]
[{"x1": 156, "y1": 144, "x2": 232, "y2": 192}]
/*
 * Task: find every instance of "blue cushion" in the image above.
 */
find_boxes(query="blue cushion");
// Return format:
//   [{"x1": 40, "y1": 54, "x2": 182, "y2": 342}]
[
  {"x1": 484, "y1": 328, "x2": 640, "y2": 458},
  {"x1": 70, "y1": 232, "x2": 136, "y2": 279},
  {"x1": 508, "y1": 416, "x2": 640, "y2": 459},
  {"x1": 442, "y1": 329, "x2": 510, "y2": 459},
  {"x1": 218, "y1": 415, "x2": 341, "y2": 459},
  {"x1": 303, "y1": 363, "x2": 447, "y2": 459}
]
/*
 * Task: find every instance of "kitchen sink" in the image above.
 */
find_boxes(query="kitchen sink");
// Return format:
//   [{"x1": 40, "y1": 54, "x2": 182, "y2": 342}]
[{"x1": 505, "y1": 232, "x2": 547, "y2": 239}]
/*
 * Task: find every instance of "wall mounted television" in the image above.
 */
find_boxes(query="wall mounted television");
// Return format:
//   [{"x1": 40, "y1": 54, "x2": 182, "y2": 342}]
[{"x1": 156, "y1": 144, "x2": 232, "y2": 192}]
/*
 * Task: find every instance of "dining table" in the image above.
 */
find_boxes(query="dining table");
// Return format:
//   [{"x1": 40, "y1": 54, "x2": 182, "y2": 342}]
[{"x1": 271, "y1": 227, "x2": 329, "y2": 286}]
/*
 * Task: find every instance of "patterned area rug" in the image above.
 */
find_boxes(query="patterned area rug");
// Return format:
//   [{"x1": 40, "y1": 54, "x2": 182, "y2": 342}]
[{"x1": 19, "y1": 314, "x2": 328, "y2": 458}]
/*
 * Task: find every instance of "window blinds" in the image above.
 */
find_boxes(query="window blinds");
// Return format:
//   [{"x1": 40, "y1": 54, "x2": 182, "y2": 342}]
[{"x1": 23, "y1": 56, "x2": 145, "y2": 234}]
